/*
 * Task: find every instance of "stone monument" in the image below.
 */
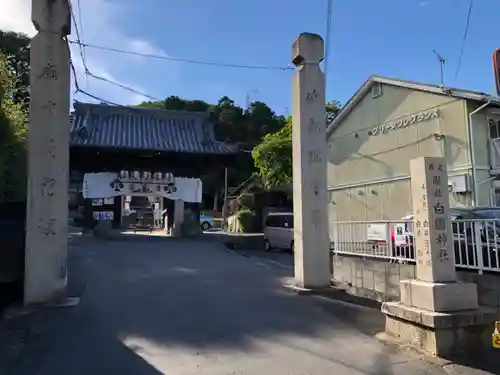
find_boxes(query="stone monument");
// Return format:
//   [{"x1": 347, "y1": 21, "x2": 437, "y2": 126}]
[
  {"x1": 382, "y1": 157, "x2": 496, "y2": 357},
  {"x1": 25, "y1": 0, "x2": 71, "y2": 304},
  {"x1": 290, "y1": 33, "x2": 330, "y2": 289}
]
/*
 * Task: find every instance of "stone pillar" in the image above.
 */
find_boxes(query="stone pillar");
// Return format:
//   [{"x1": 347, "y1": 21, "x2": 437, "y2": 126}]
[
  {"x1": 24, "y1": 0, "x2": 71, "y2": 304},
  {"x1": 291, "y1": 33, "x2": 330, "y2": 289},
  {"x1": 382, "y1": 157, "x2": 496, "y2": 358},
  {"x1": 172, "y1": 199, "x2": 184, "y2": 237}
]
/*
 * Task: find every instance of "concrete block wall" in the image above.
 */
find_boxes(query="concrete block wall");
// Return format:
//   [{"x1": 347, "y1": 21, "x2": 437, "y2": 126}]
[{"x1": 332, "y1": 254, "x2": 500, "y2": 311}]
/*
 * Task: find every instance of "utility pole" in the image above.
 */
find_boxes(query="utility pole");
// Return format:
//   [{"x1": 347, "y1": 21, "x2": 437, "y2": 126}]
[
  {"x1": 245, "y1": 89, "x2": 259, "y2": 108},
  {"x1": 25, "y1": 0, "x2": 71, "y2": 304},
  {"x1": 222, "y1": 167, "x2": 228, "y2": 231}
]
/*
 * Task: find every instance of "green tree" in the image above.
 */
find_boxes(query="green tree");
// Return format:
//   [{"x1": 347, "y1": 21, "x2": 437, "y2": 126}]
[
  {"x1": 0, "y1": 30, "x2": 30, "y2": 111},
  {"x1": 325, "y1": 100, "x2": 341, "y2": 125},
  {"x1": 252, "y1": 100, "x2": 342, "y2": 188},
  {"x1": 0, "y1": 52, "x2": 27, "y2": 201},
  {"x1": 252, "y1": 116, "x2": 292, "y2": 188}
]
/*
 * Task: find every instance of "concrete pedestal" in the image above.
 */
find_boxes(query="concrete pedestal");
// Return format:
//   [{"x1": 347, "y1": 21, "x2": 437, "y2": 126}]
[
  {"x1": 382, "y1": 301, "x2": 496, "y2": 358},
  {"x1": 400, "y1": 279, "x2": 479, "y2": 312}
]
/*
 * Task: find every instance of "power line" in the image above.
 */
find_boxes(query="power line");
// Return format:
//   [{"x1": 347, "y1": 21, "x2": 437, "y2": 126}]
[
  {"x1": 75, "y1": 0, "x2": 89, "y2": 87},
  {"x1": 68, "y1": 40, "x2": 294, "y2": 71},
  {"x1": 324, "y1": 0, "x2": 333, "y2": 89},
  {"x1": 85, "y1": 71, "x2": 163, "y2": 101},
  {"x1": 65, "y1": 0, "x2": 89, "y2": 75},
  {"x1": 453, "y1": 0, "x2": 474, "y2": 84},
  {"x1": 64, "y1": 1, "x2": 162, "y2": 103},
  {"x1": 67, "y1": 42, "x2": 145, "y2": 108}
]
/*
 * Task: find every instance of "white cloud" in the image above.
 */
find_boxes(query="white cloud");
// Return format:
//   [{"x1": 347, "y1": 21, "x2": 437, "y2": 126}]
[
  {"x1": 129, "y1": 39, "x2": 167, "y2": 57},
  {"x1": 0, "y1": 0, "x2": 35, "y2": 37},
  {"x1": 0, "y1": 0, "x2": 173, "y2": 105}
]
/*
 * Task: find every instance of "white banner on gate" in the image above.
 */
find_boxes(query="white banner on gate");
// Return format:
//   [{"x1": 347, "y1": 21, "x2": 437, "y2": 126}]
[{"x1": 82, "y1": 172, "x2": 202, "y2": 203}]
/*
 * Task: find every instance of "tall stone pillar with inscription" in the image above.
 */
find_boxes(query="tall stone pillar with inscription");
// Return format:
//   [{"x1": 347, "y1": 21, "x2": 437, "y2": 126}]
[
  {"x1": 25, "y1": 0, "x2": 71, "y2": 304},
  {"x1": 290, "y1": 33, "x2": 330, "y2": 289},
  {"x1": 381, "y1": 157, "x2": 496, "y2": 357}
]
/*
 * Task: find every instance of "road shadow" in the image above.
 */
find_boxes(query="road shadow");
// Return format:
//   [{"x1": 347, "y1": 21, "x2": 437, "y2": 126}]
[
  {"x1": 0, "y1": 236, "x2": 441, "y2": 374},
  {"x1": 0, "y1": 309, "x2": 166, "y2": 375}
]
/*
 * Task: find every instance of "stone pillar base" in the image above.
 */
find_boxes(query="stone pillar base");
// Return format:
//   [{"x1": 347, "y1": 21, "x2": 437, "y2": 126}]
[
  {"x1": 171, "y1": 225, "x2": 182, "y2": 238},
  {"x1": 400, "y1": 279, "x2": 479, "y2": 312},
  {"x1": 382, "y1": 301, "x2": 496, "y2": 358}
]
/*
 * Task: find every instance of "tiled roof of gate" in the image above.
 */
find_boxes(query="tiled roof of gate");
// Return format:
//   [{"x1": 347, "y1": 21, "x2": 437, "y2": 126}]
[{"x1": 69, "y1": 102, "x2": 237, "y2": 154}]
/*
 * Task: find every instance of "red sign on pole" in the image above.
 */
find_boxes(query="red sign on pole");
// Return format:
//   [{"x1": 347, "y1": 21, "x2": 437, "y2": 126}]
[{"x1": 493, "y1": 49, "x2": 500, "y2": 96}]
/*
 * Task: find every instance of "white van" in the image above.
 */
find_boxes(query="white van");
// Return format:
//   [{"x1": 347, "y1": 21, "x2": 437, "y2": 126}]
[{"x1": 263, "y1": 212, "x2": 294, "y2": 252}]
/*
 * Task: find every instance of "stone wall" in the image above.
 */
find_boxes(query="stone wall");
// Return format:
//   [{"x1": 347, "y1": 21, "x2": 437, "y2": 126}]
[{"x1": 332, "y1": 254, "x2": 500, "y2": 311}]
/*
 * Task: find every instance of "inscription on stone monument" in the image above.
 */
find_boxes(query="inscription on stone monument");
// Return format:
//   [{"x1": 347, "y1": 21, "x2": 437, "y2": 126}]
[
  {"x1": 308, "y1": 118, "x2": 321, "y2": 133},
  {"x1": 410, "y1": 157, "x2": 455, "y2": 283},
  {"x1": 37, "y1": 217, "x2": 56, "y2": 236},
  {"x1": 306, "y1": 89, "x2": 318, "y2": 103},
  {"x1": 308, "y1": 150, "x2": 322, "y2": 164},
  {"x1": 40, "y1": 177, "x2": 56, "y2": 197}
]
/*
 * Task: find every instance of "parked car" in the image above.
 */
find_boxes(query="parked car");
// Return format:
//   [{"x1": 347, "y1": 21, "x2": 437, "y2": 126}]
[
  {"x1": 200, "y1": 215, "x2": 213, "y2": 231},
  {"x1": 263, "y1": 212, "x2": 294, "y2": 252},
  {"x1": 391, "y1": 207, "x2": 500, "y2": 268}
]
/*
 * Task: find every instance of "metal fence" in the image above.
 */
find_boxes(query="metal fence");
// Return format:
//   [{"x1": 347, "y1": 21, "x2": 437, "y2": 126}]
[{"x1": 330, "y1": 219, "x2": 500, "y2": 274}]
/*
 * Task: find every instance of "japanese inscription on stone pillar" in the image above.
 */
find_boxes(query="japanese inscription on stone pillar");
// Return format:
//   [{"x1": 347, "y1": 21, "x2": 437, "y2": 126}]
[
  {"x1": 410, "y1": 157, "x2": 456, "y2": 283},
  {"x1": 291, "y1": 33, "x2": 330, "y2": 288},
  {"x1": 24, "y1": 0, "x2": 71, "y2": 303}
]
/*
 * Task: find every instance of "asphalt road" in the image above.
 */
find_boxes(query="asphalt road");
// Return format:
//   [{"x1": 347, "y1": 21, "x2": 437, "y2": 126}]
[{"x1": 0, "y1": 235, "x2": 451, "y2": 375}]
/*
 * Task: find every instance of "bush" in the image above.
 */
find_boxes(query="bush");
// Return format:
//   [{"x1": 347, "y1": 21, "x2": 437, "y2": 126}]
[
  {"x1": 236, "y1": 193, "x2": 255, "y2": 211},
  {"x1": 235, "y1": 209, "x2": 255, "y2": 233}
]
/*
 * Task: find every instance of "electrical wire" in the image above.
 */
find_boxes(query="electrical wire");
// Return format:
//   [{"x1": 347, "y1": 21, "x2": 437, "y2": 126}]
[
  {"x1": 453, "y1": 0, "x2": 474, "y2": 84},
  {"x1": 85, "y1": 72, "x2": 163, "y2": 101},
  {"x1": 67, "y1": 43, "x2": 145, "y2": 109},
  {"x1": 68, "y1": 40, "x2": 294, "y2": 71},
  {"x1": 64, "y1": 1, "x2": 162, "y2": 103},
  {"x1": 65, "y1": 0, "x2": 89, "y2": 75},
  {"x1": 324, "y1": 0, "x2": 333, "y2": 90}
]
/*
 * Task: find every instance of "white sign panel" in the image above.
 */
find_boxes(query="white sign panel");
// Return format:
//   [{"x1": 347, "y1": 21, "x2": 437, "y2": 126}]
[
  {"x1": 82, "y1": 172, "x2": 202, "y2": 203},
  {"x1": 394, "y1": 223, "x2": 408, "y2": 246},
  {"x1": 367, "y1": 223, "x2": 387, "y2": 242}
]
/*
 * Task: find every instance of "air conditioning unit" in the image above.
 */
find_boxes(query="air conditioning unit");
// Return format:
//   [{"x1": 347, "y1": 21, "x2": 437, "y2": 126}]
[{"x1": 448, "y1": 175, "x2": 471, "y2": 193}]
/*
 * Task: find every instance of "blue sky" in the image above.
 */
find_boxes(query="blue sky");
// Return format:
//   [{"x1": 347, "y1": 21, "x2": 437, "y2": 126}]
[{"x1": 3, "y1": 0, "x2": 499, "y2": 115}]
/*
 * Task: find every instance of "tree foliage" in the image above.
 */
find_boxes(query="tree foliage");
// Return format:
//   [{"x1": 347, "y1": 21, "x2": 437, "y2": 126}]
[
  {"x1": 0, "y1": 52, "x2": 28, "y2": 201},
  {"x1": 0, "y1": 30, "x2": 30, "y2": 111},
  {"x1": 252, "y1": 100, "x2": 341, "y2": 188},
  {"x1": 137, "y1": 95, "x2": 286, "y2": 200},
  {"x1": 252, "y1": 116, "x2": 292, "y2": 188}
]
